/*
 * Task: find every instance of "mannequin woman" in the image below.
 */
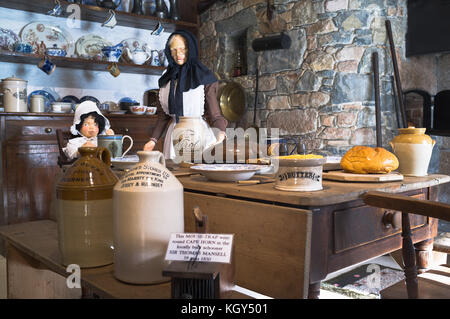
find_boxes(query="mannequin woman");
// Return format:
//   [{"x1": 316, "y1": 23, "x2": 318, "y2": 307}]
[{"x1": 143, "y1": 29, "x2": 227, "y2": 159}]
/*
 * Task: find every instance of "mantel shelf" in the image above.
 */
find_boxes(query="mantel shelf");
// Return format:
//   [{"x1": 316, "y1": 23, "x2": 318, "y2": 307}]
[
  {"x1": 0, "y1": 50, "x2": 166, "y2": 75},
  {"x1": 0, "y1": 0, "x2": 199, "y2": 33}
]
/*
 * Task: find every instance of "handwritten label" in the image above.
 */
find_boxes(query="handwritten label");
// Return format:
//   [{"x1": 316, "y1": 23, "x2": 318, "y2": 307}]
[{"x1": 165, "y1": 233, "x2": 233, "y2": 263}]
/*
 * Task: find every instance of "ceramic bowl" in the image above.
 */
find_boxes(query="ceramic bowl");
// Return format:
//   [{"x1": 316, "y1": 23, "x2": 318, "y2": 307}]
[
  {"x1": 190, "y1": 164, "x2": 262, "y2": 182},
  {"x1": 130, "y1": 105, "x2": 146, "y2": 115},
  {"x1": 51, "y1": 102, "x2": 72, "y2": 113},
  {"x1": 146, "y1": 106, "x2": 157, "y2": 115}
]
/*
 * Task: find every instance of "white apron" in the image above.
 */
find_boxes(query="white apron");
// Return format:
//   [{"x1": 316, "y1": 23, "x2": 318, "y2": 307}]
[{"x1": 159, "y1": 82, "x2": 217, "y2": 160}]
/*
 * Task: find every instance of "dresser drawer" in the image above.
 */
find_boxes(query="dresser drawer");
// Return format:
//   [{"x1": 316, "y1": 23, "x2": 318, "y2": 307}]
[
  {"x1": 4, "y1": 117, "x2": 72, "y2": 141},
  {"x1": 333, "y1": 192, "x2": 427, "y2": 254}
]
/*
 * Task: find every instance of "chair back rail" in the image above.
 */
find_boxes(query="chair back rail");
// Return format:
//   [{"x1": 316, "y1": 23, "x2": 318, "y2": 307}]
[{"x1": 363, "y1": 191, "x2": 450, "y2": 299}]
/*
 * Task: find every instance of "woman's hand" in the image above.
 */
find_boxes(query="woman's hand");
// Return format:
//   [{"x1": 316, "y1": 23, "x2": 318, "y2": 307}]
[
  {"x1": 82, "y1": 141, "x2": 96, "y2": 147},
  {"x1": 216, "y1": 131, "x2": 226, "y2": 144},
  {"x1": 105, "y1": 129, "x2": 115, "y2": 135},
  {"x1": 143, "y1": 140, "x2": 156, "y2": 151}
]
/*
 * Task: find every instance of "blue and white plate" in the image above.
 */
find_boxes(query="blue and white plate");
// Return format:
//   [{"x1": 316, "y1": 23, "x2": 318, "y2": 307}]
[
  {"x1": 28, "y1": 90, "x2": 56, "y2": 112},
  {"x1": 61, "y1": 95, "x2": 80, "y2": 104},
  {"x1": 0, "y1": 27, "x2": 19, "y2": 51},
  {"x1": 80, "y1": 95, "x2": 100, "y2": 106},
  {"x1": 190, "y1": 164, "x2": 262, "y2": 182}
]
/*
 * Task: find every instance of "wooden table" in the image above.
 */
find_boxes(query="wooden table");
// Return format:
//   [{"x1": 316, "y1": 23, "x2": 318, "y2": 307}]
[
  {"x1": 178, "y1": 173, "x2": 450, "y2": 299},
  {"x1": 0, "y1": 174, "x2": 448, "y2": 299}
]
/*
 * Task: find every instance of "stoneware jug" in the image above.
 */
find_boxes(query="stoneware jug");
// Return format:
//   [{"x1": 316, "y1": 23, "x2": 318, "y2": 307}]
[
  {"x1": 389, "y1": 127, "x2": 436, "y2": 176},
  {"x1": 172, "y1": 116, "x2": 206, "y2": 163},
  {"x1": 1, "y1": 76, "x2": 28, "y2": 112},
  {"x1": 113, "y1": 151, "x2": 184, "y2": 284},
  {"x1": 56, "y1": 147, "x2": 118, "y2": 268}
]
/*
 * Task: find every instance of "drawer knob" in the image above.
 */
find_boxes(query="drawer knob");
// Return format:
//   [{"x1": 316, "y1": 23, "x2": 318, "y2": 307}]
[
  {"x1": 124, "y1": 128, "x2": 129, "y2": 133},
  {"x1": 383, "y1": 210, "x2": 401, "y2": 229},
  {"x1": 45, "y1": 128, "x2": 53, "y2": 134}
]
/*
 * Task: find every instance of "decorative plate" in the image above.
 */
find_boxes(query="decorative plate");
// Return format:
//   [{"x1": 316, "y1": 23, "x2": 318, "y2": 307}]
[
  {"x1": 20, "y1": 22, "x2": 74, "y2": 55},
  {"x1": 0, "y1": 27, "x2": 19, "y2": 51},
  {"x1": 80, "y1": 95, "x2": 100, "y2": 106},
  {"x1": 75, "y1": 34, "x2": 112, "y2": 59},
  {"x1": 190, "y1": 164, "x2": 263, "y2": 182},
  {"x1": 28, "y1": 90, "x2": 56, "y2": 112},
  {"x1": 61, "y1": 95, "x2": 80, "y2": 104}
]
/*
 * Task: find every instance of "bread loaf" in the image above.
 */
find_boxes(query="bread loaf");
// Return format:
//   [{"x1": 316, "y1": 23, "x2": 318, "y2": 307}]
[{"x1": 341, "y1": 146, "x2": 399, "y2": 174}]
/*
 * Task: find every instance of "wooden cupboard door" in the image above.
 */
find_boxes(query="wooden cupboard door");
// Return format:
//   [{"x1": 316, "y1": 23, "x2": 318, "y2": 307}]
[
  {"x1": 184, "y1": 192, "x2": 312, "y2": 299},
  {"x1": 4, "y1": 142, "x2": 60, "y2": 225}
]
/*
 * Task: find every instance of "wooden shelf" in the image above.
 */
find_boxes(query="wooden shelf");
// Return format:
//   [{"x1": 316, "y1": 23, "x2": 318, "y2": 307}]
[
  {"x1": 0, "y1": 0, "x2": 198, "y2": 33},
  {"x1": 0, "y1": 50, "x2": 166, "y2": 75}
]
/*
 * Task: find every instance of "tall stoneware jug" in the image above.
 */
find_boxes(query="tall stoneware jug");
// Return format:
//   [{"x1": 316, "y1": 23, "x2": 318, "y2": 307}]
[
  {"x1": 389, "y1": 127, "x2": 436, "y2": 176},
  {"x1": 113, "y1": 151, "x2": 184, "y2": 284},
  {"x1": 172, "y1": 116, "x2": 205, "y2": 163},
  {"x1": 56, "y1": 147, "x2": 118, "y2": 268}
]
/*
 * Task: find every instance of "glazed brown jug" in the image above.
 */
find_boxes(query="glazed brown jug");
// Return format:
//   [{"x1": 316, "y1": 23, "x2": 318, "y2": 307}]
[{"x1": 56, "y1": 147, "x2": 118, "y2": 268}]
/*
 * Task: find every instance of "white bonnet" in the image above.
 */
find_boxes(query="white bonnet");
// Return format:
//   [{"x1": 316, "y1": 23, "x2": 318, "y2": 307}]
[{"x1": 70, "y1": 101, "x2": 111, "y2": 135}]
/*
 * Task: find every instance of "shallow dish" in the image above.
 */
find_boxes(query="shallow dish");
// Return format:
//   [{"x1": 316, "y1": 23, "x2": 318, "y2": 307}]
[
  {"x1": 111, "y1": 155, "x2": 139, "y2": 170},
  {"x1": 75, "y1": 34, "x2": 111, "y2": 59},
  {"x1": 190, "y1": 164, "x2": 262, "y2": 182}
]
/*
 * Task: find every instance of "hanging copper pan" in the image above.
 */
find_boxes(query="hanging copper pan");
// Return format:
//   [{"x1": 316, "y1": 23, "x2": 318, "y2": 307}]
[{"x1": 218, "y1": 81, "x2": 246, "y2": 122}]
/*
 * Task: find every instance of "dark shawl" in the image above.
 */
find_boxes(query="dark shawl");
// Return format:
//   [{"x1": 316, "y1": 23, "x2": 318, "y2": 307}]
[{"x1": 158, "y1": 30, "x2": 217, "y2": 121}]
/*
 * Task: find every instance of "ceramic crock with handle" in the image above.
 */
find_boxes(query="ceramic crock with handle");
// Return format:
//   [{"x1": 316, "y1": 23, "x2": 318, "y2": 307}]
[
  {"x1": 389, "y1": 127, "x2": 436, "y2": 176},
  {"x1": 172, "y1": 116, "x2": 206, "y2": 163},
  {"x1": 56, "y1": 147, "x2": 118, "y2": 268},
  {"x1": 113, "y1": 150, "x2": 184, "y2": 284},
  {"x1": 1, "y1": 76, "x2": 28, "y2": 112}
]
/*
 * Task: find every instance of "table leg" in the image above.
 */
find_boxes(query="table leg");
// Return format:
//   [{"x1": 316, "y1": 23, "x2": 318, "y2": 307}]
[
  {"x1": 308, "y1": 281, "x2": 321, "y2": 299},
  {"x1": 414, "y1": 238, "x2": 434, "y2": 274}
]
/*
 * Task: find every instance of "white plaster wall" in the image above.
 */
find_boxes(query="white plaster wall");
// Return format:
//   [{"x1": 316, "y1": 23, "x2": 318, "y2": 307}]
[{"x1": 0, "y1": 7, "x2": 171, "y2": 104}]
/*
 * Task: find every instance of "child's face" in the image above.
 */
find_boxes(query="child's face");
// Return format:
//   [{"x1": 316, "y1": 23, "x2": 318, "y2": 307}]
[{"x1": 80, "y1": 115, "x2": 99, "y2": 138}]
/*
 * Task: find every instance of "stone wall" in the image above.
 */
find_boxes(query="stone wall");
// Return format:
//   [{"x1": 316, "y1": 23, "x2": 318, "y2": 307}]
[{"x1": 199, "y1": 0, "x2": 412, "y2": 156}]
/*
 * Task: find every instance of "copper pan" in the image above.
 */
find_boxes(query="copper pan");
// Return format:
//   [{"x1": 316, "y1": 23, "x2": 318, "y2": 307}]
[{"x1": 218, "y1": 81, "x2": 246, "y2": 122}]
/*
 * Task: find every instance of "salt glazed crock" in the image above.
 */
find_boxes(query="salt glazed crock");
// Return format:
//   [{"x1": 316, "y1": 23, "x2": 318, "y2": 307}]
[
  {"x1": 113, "y1": 151, "x2": 184, "y2": 284},
  {"x1": 389, "y1": 127, "x2": 436, "y2": 176},
  {"x1": 56, "y1": 147, "x2": 118, "y2": 268}
]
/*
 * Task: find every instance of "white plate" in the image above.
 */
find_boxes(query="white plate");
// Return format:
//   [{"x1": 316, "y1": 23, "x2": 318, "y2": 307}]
[
  {"x1": 0, "y1": 27, "x2": 19, "y2": 51},
  {"x1": 190, "y1": 164, "x2": 262, "y2": 182},
  {"x1": 20, "y1": 22, "x2": 74, "y2": 55},
  {"x1": 75, "y1": 34, "x2": 112, "y2": 58},
  {"x1": 111, "y1": 155, "x2": 139, "y2": 170}
]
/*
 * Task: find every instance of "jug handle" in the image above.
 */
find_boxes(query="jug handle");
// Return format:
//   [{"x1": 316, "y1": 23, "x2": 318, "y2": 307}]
[
  {"x1": 156, "y1": 151, "x2": 166, "y2": 167},
  {"x1": 389, "y1": 142, "x2": 395, "y2": 151},
  {"x1": 285, "y1": 138, "x2": 298, "y2": 155},
  {"x1": 96, "y1": 147, "x2": 111, "y2": 166}
]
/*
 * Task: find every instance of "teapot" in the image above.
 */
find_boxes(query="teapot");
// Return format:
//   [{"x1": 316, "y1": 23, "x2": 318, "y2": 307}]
[{"x1": 123, "y1": 47, "x2": 151, "y2": 65}]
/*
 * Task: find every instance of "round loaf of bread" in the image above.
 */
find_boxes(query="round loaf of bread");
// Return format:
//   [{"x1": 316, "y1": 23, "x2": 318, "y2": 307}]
[{"x1": 340, "y1": 146, "x2": 399, "y2": 174}]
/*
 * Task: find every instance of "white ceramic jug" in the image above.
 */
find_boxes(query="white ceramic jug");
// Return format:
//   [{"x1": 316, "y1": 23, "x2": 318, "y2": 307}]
[{"x1": 113, "y1": 151, "x2": 184, "y2": 284}]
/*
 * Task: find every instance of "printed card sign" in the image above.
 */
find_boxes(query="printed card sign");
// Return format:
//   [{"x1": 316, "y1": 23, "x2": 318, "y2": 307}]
[{"x1": 165, "y1": 233, "x2": 233, "y2": 263}]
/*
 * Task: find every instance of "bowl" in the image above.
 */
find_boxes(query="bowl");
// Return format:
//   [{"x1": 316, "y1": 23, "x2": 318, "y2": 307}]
[
  {"x1": 51, "y1": 102, "x2": 73, "y2": 113},
  {"x1": 190, "y1": 164, "x2": 262, "y2": 182},
  {"x1": 146, "y1": 106, "x2": 157, "y2": 115},
  {"x1": 130, "y1": 105, "x2": 146, "y2": 115}
]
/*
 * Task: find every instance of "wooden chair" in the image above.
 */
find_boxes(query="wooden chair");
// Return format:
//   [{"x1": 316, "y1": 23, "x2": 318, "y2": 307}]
[
  {"x1": 363, "y1": 191, "x2": 450, "y2": 299},
  {"x1": 56, "y1": 128, "x2": 77, "y2": 168}
]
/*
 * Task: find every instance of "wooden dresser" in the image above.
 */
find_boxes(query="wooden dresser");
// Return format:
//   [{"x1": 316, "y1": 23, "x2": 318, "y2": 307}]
[{"x1": 0, "y1": 112, "x2": 163, "y2": 226}]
